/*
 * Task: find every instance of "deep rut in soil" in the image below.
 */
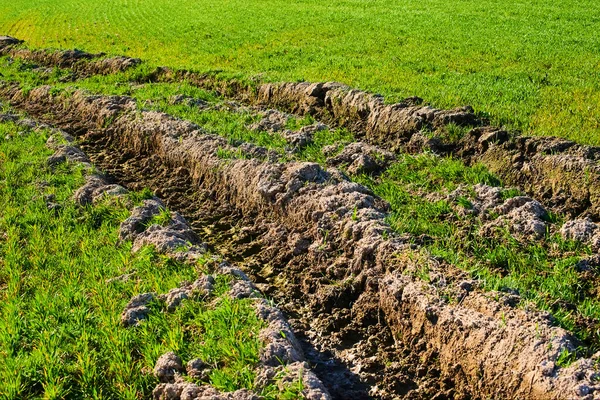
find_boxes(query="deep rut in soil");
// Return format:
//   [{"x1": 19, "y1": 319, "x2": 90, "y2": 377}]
[
  {"x1": 3, "y1": 38, "x2": 600, "y2": 399},
  {"x1": 77, "y1": 126, "x2": 378, "y2": 398},
  {"x1": 2, "y1": 83, "x2": 600, "y2": 399}
]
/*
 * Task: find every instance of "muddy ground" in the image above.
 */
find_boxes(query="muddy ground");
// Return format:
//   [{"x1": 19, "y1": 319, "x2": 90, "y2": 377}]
[
  {"x1": 2, "y1": 38, "x2": 600, "y2": 399},
  {"x1": 11, "y1": 87, "x2": 445, "y2": 399}
]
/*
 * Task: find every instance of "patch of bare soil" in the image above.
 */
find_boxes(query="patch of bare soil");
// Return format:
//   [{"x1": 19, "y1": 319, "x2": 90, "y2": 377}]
[
  {"x1": 0, "y1": 36, "x2": 140, "y2": 78},
  {"x1": 2, "y1": 82, "x2": 600, "y2": 399},
  {"x1": 142, "y1": 68, "x2": 600, "y2": 221}
]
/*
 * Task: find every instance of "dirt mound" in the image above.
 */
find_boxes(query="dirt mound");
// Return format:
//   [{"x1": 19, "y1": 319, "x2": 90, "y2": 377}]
[
  {"x1": 4, "y1": 83, "x2": 600, "y2": 399},
  {"x1": 326, "y1": 142, "x2": 396, "y2": 175},
  {"x1": 0, "y1": 38, "x2": 140, "y2": 77}
]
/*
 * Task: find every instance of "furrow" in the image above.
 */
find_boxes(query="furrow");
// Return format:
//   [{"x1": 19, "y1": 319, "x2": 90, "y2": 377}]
[{"x1": 2, "y1": 82, "x2": 598, "y2": 399}]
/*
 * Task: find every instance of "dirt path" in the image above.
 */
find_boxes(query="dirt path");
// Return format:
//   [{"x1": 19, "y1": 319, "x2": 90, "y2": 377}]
[{"x1": 2, "y1": 82, "x2": 599, "y2": 399}]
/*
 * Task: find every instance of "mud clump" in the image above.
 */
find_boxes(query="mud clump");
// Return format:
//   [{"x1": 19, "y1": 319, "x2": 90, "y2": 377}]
[
  {"x1": 73, "y1": 174, "x2": 128, "y2": 205},
  {"x1": 130, "y1": 211, "x2": 207, "y2": 256},
  {"x1": 255, "y1": 299, "x2": 305, "y2": 367},
  {"x1": 281, "y1": 123, "x2": 327, "y2": 149},
  {"x1": 159, "y1": 276, "x2": 215, "y2": 311},
  {"x1": 119, "y1": 198, "x2": 167, "y2": 241},
  {"x1": 118, "y1": 199, "x2": 207, "y2": 259},
  {"x1": 229, "y1": 280, "x2": 259, "y2": 299},
  {"x1": 154, "y1": 352, "x2": 185, "y2": 383},
  {"x1": 561, "y1": 218, "x2": 599, "y2": 243},
  {"x1": 327, "y1": 142, "x2": 396, "y2": 175},
  {"x1": 248, "y1": 108, "x2": 327, "y2": 149},
  {"x1": 121, "y1": 292, "x2": 156, "y2": 327},
  {"x1": 480, "y1": 196, "x2": 549, "y2": 239},
  {"x1": 47, "y1": 145, "x2": 90, "y2": 167},
  {"x1": 153, "y1": 383, "x2": 259, "y2": 400},
  {"x1": 248, "y1": 109, "x2": 291, "y2": 132},
  {"x1": 43, "y1": 129, "x2": 129, "y2": 204},
  {"x1": 45, "y1": 129, "x2": 92, "y2": 168},
  {"x1": 186, "y1": 358, "x2": 209, "y2": 380},
  {"x1": 255, "y1": 362, "x2": 331, "y2": 400}
]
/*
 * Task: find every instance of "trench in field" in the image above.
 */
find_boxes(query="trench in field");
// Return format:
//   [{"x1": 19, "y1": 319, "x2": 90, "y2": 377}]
[
  {"x1": 13, "y1": 102, "x2": 447, "y2": 400},
  {"x1": 2, "y1": 44, "x2": 600, "y2": 398}
]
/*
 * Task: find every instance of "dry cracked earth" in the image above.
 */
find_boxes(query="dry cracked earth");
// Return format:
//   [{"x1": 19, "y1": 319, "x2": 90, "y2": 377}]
[{"x1": 3, "y1": 35, "x2": 600, "y2": 399}]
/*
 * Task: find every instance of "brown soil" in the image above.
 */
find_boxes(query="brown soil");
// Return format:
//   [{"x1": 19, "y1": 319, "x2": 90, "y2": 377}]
[
  {"x1": 2, "y1": 82, "x2": 599, "y2": 399},
  {"x1": 0, "y1": 37, "x2": 140, "y2": 78}
]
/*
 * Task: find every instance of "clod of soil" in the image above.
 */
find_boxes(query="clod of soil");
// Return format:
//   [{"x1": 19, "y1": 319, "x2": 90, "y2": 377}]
[
  {"x1": 561, "y1": 218, "x2": 599, "y2": 243},
  {"x1": 121, "y1": 292, "x2": 156, "y2": 327},
  {"x1": 153, "y1": 384, "x2": 259, "y2": 400},
  {"x1": 326, "y1": 142, "x2": 396, "y2": 175},
  {"x1": 480, "y1": 196, "x2": 548, "y2": 239},
  {"x1": 73, "y1": 174, "x2": 128, "y2": 205},
  {"x1": 154, "y1": 352, "x2": 185, "y2": 383}
]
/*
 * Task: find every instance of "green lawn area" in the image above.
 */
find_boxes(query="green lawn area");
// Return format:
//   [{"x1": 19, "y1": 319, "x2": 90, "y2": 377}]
[{"x1": 1, "y1": 0, "x2": 600, "y2": 144}]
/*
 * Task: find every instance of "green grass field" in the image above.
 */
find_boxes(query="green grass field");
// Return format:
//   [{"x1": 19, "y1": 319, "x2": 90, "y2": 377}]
[{"x1": 1, "y1": 0, "x2": 600, "y2": 144}]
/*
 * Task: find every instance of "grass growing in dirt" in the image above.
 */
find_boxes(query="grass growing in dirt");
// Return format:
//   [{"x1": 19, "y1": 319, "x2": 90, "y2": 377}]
[
  {"x1": 2, "y1": 58, "x2": 599, "y2": 350},
  {"x1": 356, "y1": 153, "x2": 600, "y2": 349},
  {"x1": 0, "y1": 120, "x2": 297, "y2": 398},
  {"x1": 2, "y1": 0, "x2": 600, "y2": 144}
]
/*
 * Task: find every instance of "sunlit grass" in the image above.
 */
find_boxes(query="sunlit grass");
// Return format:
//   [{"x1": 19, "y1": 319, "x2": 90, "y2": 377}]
[{"x1": 1, "y1": 0, "x2": 599, "y2": 143}]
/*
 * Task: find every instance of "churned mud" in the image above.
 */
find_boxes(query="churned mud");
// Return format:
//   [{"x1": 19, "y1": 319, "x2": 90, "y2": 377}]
[
  {"x1": 3, "y1": 37, "x2": 600, "y2": 399},
  {"x1": 42, "y1": 123, "x2": 330, "y2": 399},
  {"x1": 0, "y1": 36, "x2": 140, "y2": 78},
  {"x1": 2, "y1": 82, "x2": 600, "y2": 399}
]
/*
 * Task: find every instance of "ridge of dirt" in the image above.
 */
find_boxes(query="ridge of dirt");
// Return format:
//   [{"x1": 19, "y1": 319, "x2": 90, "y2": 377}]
[
  {"x1": 0, "y1": 36, "x2": 140, "y2": 78},
  {"x1": 40, "y1": 117, "x2": 331, "y2": 399},
  {"x1": 144, "y1": 68, "x2": 600, "y2": 220},
  {"x1": 3, "y1": 83, "x2": 600, "y2": 399},
  {"x1": 2, "y1": 38, "x2": 598, "y2": 219}
]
